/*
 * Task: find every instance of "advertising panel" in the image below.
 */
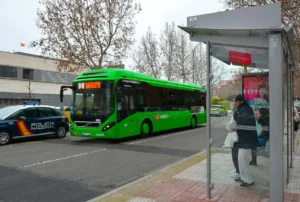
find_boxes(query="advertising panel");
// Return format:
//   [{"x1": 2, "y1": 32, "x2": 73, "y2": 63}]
[{"x1": 242, "y1": 73, "x2": 269, "y2": 137}]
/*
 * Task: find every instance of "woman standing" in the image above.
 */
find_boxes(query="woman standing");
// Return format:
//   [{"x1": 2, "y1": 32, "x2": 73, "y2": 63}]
[{"x1": 257, "y1": 108, "x2": 270, "y2": 152}]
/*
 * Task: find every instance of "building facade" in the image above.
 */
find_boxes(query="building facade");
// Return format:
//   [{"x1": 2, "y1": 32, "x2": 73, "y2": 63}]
[{"x1": 0, "y1": 51, "x2": 78, "y2": 108}]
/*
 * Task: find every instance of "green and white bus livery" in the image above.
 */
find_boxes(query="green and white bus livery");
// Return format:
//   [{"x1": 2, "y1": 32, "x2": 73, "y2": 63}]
[{"x1": 60, "y1": 68, "x2": 207, "y2": 139}]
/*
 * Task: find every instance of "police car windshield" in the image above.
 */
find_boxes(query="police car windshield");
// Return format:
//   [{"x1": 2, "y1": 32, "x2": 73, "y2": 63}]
[{"x1": 0, "y1": 105, "x2": 23, "y2": 120}]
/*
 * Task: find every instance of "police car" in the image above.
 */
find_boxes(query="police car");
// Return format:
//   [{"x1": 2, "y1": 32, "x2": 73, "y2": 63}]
[
  {"x1": 0, "y1": 105, "x2": 69, "y2": 145},
  {"x1": 210, "y1": 105, "x2": 228, "y2": 116}
]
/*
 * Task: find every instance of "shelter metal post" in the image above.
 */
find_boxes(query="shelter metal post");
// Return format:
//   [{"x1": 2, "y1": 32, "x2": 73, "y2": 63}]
[
  {"x1": 206, "y1": 41, "x2": 212, "y2": 199},
  {"x1": 286, "y1": 57, "x2": 290, "y2": 183},
  {"x1": 290, "y1": 65, "x2": 294, "y2": 168},
  {"x1": 269, "y1": 33, "x2": 284, "y2": 201},
  {"x1": 292, "y1": 69, "x2": 295, "y2": 154}
]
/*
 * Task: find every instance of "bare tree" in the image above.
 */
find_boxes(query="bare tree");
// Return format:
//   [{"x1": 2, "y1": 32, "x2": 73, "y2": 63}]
[
  {"x1": 190, "y1": 43, "x2": 226, "y2": 87},
  {"x1": 132, "y1": 48, "x2": 145, "y2": 73},
  {"x1": 192, "y1": 44, "x2": 206, "y2": 85},
  {"x1": 24, "y1": 71, "x2": 33, "y2": 101},
  {"x1": 211, "y1": 58, "x2": 226, "y2": 87},
  {"x1": 27, "y1": 80, "x2": 33, "y2": 101},
  {"x1": 31, "y1": 0, "x2": 141, "y2": 72},
  {"x1": 174, "y1": 29, "x2": 193, "y2": 83},
  {"x1": 132, "y1": 27, "x2": 162, "y2": 78},
  {"x1": 160, "y1": 22, "x2": 177, "y2": 80}
]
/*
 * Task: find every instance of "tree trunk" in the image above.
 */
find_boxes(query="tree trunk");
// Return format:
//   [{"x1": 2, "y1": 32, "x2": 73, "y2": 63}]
[{"x1": 98, "y1": 55, "x2": 103, "y2": 69}]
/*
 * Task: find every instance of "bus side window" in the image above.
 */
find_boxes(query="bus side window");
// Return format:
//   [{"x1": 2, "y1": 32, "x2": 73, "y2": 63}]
[
  {"x1": 201, "y1": 96, "x2": 206, "y2": 108},
  {"x1": 129, "y1": 95, "x2": 135, "y2": 110},
  {"x1": 137, "y1": 93, "x2": 145, "y2": 106},
  {"x1": 123, "y1": 95, "x2": 128, "y2": 110}
]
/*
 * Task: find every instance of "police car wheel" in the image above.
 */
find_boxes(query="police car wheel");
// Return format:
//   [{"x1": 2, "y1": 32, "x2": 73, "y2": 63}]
[
  {"x1": 56, "y1": 126, "x2": 67, "y2": 138},
  {"x1": 0, "y1": 131, "x2": 11, "y2": 145}
]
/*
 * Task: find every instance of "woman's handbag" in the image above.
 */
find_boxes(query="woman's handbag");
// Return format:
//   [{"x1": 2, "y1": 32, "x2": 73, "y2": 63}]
[{"x1": 224, "y1": 116, "x2": 238, "y2": 147}]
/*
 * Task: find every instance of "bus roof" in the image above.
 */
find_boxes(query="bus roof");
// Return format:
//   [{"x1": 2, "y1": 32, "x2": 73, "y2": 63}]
[{"x1": 74, "y1": 68, "x2": 206, "y2": 92}]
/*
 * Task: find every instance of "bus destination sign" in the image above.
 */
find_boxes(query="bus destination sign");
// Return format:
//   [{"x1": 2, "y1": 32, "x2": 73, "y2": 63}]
[
  {"x1": 78, "y1": 82, "x2": 102, "y2": 89},
  {"x1": 86, "y1": 82, "x2": 101, "y2": 89}
]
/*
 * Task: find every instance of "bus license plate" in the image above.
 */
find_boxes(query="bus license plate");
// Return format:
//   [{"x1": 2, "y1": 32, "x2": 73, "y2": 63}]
[{"x1": 82, "y1": 132, "x2": 91, "y2": 136}]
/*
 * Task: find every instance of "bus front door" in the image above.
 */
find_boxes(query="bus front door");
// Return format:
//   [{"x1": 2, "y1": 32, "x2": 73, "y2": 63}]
[{"x1": 117, "y1": 89, "x2": 137, "y2": 137}]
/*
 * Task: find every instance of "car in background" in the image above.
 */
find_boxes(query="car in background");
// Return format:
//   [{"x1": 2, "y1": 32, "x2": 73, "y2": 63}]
[
  {"x1": 210, "y1": 105, "x2": 228, "y2": 116},
  {"x1": 0, "y1": 105, "x2": 69, "y2": 145}
]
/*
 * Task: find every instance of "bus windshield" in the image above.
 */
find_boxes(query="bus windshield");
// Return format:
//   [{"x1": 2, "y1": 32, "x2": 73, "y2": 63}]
[{"x1": 73, "y1": 88, "x2": 114, "y2": 116}]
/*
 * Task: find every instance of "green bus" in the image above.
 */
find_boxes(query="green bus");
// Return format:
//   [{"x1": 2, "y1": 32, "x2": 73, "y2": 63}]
[{"x1": 60, "y1": 68, "x2": 207, "y2": 139}]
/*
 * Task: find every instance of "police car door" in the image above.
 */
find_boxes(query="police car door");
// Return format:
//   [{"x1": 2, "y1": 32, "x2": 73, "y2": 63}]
[
  {"x1": 22, "y1": 107, "x2": 40, "y2": 135},
  {"x1": 35, "y1": 107, "x2": 56, "y2": 135}
]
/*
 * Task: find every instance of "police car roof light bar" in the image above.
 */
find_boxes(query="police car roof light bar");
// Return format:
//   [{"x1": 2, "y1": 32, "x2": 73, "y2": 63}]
[{"x1": 20, "y1": 101, "x2": 40, "y2": 106}]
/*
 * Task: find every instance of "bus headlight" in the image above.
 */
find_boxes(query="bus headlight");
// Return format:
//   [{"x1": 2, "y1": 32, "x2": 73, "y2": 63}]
[{"x1": 102, "y1": 122, "x2": 116, "y2": 131}]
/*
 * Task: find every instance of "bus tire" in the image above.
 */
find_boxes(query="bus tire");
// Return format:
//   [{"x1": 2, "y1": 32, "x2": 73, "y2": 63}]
[
  {"x1": 140, "y1": 120, "x2": 152, "y2": 138},
  {"x1": 190, "y1": 116, "x2": 197, "y2": 129},
  {"x1": 0, "y1": 130, "x2": 12, "y2": 146}
]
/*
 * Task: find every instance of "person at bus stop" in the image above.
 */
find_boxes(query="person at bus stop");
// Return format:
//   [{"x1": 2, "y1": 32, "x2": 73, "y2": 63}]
[
  {"x1": 249, "y1": 147, "x2": 258, "y2": 166},
  {"x1": 233, "y1": 94, "x2": 258, "y2": 188},
  {"x1": 224, "y1": 102, "x2": 239, "y2": 179},
  {"x1": 257, "y1": 108, "x2": 270, "y2": 155}
]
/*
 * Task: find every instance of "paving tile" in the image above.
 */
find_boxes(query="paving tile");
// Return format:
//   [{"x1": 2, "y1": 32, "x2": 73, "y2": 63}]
[
  {"x1": 125, "y1": 132, "x2": 300, "y2": 202},
  {"x1": 126, "y1": 197, "x2": 157, "y2": 202},
  {"x1": 174, "y1": 153, "x2": 270, "y2": 191},
  {"x1": 140, "y1": 178, "x2": 197, "y2": 202}
]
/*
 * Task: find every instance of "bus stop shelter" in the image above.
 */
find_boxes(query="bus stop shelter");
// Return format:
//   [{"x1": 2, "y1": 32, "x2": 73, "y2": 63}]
[{"x1": 179, "y1": 3, "x2": 298, "y2": 201}]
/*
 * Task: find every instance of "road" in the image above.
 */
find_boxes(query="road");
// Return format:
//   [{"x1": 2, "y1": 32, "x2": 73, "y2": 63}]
[{"x1": 0, "y1": 116, "x2": 230, "y2": 202}]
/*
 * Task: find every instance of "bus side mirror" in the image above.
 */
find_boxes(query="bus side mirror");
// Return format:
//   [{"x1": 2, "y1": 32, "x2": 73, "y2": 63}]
[
  {"x1": 117, "y1": 91, "x2": 122, "y2": 102},
  {"x1": 60, "y1": 88, "x2": 64, "y2": 102},
  {"x1": 60, "y1": 85, "x2": 75, "y2": 103}
]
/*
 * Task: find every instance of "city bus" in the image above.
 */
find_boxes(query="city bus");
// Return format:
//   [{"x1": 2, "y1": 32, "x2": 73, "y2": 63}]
[{"x1": 60, "y1": 68, "x2": 207, "y2": 139}]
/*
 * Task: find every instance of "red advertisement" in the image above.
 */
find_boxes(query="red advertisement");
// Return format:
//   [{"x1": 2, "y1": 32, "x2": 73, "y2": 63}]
[
  {"x1": 243, "y1": 76, "x2": 269, "y2": 104},
  {"x1": 242, "y1": 74, "x2": 269, "y2": 138},
  {"x1": 229, "y1": 51, "x2": 252, "y2": 66}
]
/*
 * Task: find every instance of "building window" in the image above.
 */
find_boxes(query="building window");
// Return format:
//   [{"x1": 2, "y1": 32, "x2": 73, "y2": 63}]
[
  {"x1": 0, "y1": 65, "x2": 18, "y2": 78},
  {"x1": 23, "y1": 69, "x2": 34, "y2": 80}
]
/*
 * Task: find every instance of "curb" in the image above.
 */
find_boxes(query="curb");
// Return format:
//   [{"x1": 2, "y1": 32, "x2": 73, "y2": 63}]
[{"x1": 87, "y1": 150, "x2": 208, "y2": 202}]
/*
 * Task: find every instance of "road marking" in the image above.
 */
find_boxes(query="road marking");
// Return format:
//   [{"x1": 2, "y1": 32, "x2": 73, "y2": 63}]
[
  {"x1": 125, "y1": 121, "x2": 228, "y2": 145},
  {"x1": 19, "y1": 149, "x2": 107, "y2": 168},
  {"x1": 24, "y1": 141, "x2": 44, "y2": 144},
  {"x1": 126, "y1": 128, "x2": 206, "y2": 145}
]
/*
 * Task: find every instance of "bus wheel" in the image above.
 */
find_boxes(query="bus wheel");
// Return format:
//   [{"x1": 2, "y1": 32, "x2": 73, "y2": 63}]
[
  {"x1": 190, "y1": 117, "x2": 197, "y2": 129},
  {"x1": 0, "y1": 130, "x2": 12, "y2": 146},
  {"x1": 140, "y1": 120, "x2": 152, "y2": 138}
]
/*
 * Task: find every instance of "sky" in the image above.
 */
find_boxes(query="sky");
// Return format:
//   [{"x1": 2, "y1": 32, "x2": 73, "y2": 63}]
[{"x1": 0, "y1": 0, "x2": 241, "y2": 79}]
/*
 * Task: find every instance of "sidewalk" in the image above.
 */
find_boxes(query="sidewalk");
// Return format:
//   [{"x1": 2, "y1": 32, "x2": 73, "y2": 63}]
[{"x1": 88, "y1": 131, "x2": 300, "y2": 202}]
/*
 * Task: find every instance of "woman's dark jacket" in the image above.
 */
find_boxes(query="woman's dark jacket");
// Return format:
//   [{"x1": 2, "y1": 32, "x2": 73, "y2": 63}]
[
  {"x1": 233, "y1": 102, "x2": 258, "y2": 149},
  {"x1": 257, "y1": 108, "x2": 269, "y2": 146}
]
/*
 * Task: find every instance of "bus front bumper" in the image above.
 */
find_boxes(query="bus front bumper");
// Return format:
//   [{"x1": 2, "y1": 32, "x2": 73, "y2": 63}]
[{"x1": 69, "y1": 124, "x2": 117, "y2": 139}]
